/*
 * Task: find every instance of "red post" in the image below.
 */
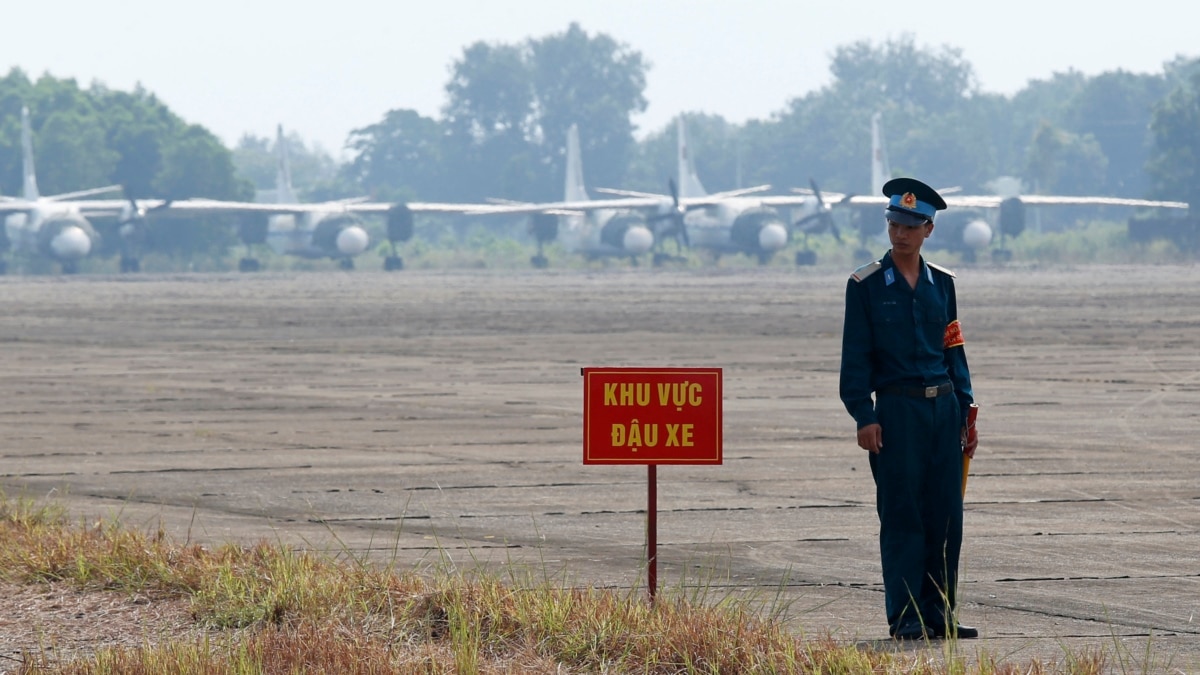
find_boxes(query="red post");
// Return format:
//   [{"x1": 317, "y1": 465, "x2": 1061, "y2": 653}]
[{"x1": 647, "y1": 464, "x2": 657, "y2": 603}]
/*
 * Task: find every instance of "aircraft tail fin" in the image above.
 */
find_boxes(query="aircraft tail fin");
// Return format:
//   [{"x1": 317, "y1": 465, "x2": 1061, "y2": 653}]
[
  {"x1": 275, "y1": 124, "x2": 298, "y2": 204},
  {"x1": 870, "y1": 112, "x2": 891, "y2": 196},
  {"x1": 676, "y1": 118, "x2": 708, "y2": 198},
  {"x1": 21, "y1": 106, "x2": 39, "y2": 200},
  {"x1": 564, "y1": 124, "x2": 590, "y2": 202}
]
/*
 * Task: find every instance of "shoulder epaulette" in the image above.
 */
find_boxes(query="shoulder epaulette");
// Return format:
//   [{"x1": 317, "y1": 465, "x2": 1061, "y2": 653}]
[
  {"x1": 926, "y1": 261, "x2": 956, "y2": 278},
  {"x1": 850, "y1": 260, "x2": 882, "y2": 282}
]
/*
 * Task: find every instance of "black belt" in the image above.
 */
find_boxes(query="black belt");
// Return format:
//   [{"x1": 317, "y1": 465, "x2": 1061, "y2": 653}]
[{"x1": 877, "y1": 382, "x2": 954, "y2": 399}]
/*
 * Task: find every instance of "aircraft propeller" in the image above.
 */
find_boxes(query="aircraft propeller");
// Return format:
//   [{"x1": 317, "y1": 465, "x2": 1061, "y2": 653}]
[
  {"x1": 647, "y1": 178, "x2": 690, "y2": 252},
  {"x1": 793, "y1": 178, "x2": 845, "y2": 243},
  {"x1": 117, "y1": 189, "x2": 173, "y2": 272}
]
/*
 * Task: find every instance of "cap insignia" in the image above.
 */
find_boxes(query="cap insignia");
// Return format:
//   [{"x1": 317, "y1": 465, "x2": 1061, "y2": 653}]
[{"x1": 901, "y1": 192, "x2": 917, "y2": 209}]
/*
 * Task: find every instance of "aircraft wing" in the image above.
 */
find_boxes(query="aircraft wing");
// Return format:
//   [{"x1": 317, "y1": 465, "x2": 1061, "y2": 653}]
[
  {"x1": 818, "y1": 194, "x2": 1188, "y2": 210},
  {"x1": 967, "y1": 195, "x2": 1187, "y2": 209},
  {"x1": 89, "y1": 199, "x2": 514, "y2": 218},
  {"x1": 0, "y1": 195, "x2": 572, "y2": 219},
  {"x1": 467, "y1": 196, "x2": 671, "y2": 216},
  {"x1": 0, "y1": 198, "x2": 130, "y2": 216}
]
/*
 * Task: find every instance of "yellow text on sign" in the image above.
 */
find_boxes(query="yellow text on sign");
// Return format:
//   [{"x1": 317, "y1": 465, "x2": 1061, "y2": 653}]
[
  {"x1": 611, "y1": 421, "x2": 695, "y2": 450},
  {"x1": 604, "y1": 382, "x2": 704, "y2": 410}
]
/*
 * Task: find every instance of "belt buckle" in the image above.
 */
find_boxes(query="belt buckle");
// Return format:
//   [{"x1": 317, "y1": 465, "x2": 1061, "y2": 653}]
[{"x1": 924, "y1": 385, "x2": 939, "y2": 398}]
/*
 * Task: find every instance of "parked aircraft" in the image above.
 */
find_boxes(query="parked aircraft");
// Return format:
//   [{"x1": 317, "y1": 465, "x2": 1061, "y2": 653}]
[
  {"x1": 1, "y1": 106, "x2": 505, "y2": 274},
  {"x1": 152, "y1": 124, "x2": 520, "y2": 272},
  {"x1": 840, "y1": 113, "x2": 1189, "y2": 262},
  {"x1": 489, "y1": 120, "x2": 840, "y2": 267},
  {"x1": 536, "y1": 123, "x2": 655, "y2": 267},
  {"x1": 0, "y1": 106, "x2": 125, "y2": 274},
  {"x1": 222, "y1": 124, "x2": 372, "y2": 271}
]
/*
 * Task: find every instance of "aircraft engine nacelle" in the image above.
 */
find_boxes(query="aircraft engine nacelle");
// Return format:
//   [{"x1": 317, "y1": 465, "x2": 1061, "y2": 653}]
[
  {"x1": 731, "y1": 208, "x2": 789, "y2": 253},
  {"x1": 600, "y1": 214, "x2": 653, "y2": 255},
  {"x1": 530, "y1": 213, "x2": 558, "y2": 244},
  {"x1": 312, "y1": 216, "x2": 369, "y2": 258},
  {"x1": 999, "y1": 197, "x2": 1026, "y2": 238},
  {"x1": 36, "y1": 216, "x2": 96, "y2": 261},
  {"x1": 386, "y1": 204, "x2": 414, "y2": 243},
  {"x1": 238, "y1": 215, "x2": 270, "y2": 246}
]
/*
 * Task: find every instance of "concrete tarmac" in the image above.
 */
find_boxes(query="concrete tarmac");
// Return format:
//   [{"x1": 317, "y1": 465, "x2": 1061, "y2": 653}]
[{"x1": 2, "y1": 265, "x2": 1197, "y2": 670}]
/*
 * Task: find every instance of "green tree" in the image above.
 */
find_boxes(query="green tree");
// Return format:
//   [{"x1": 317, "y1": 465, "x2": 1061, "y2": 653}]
[
  {"x1": 1147, "y1": 70, "x2": 1200, "y2": 202},
  {"x1": 1065, "y1": 70, "x2": 1169, "y2": 196},
  {"x1": 441, "y1": 41, "x2": 537, "y2": 201},
  {"x1": 342, "y1": 108, "x2": 448, "y2": 201},
  {"x1": 30, "y1": 109, "x2": 118, "y2": 195},
  {"x1": 760, "y1": 36, "x2": 985, "y2": 196},
  {"x1": 529, "y1": 23, "x2": 648, "y2": 195},
  {"x1": 1025, "y1": 121, "x2": 1108, "y2": 195},
  {"x1": 154, "y1": 124, "x2": 252, "y2": 200}
]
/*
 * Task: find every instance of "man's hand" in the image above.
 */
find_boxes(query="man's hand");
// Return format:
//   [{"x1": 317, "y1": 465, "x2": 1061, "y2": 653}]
[
  {"x1": 961, "y1": 426, "x2": 978, "y2": 458},
  {"x1": 857, "y1": 423, "x2": 883, "y2": 454}
]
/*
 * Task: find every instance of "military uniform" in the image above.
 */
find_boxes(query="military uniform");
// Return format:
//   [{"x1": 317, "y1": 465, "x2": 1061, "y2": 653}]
[{"x1": 839, "y1": 177, "x2": 976, "y2": 640}]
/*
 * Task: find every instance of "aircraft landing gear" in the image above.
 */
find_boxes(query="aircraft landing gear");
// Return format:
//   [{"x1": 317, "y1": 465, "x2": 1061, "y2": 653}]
[
  {"x1": 652, "y1": 252, "x2": 687, "y2": 267},
  {"x1": 384, "y1": 255, "x2": 404, "y2": 271},
  {"x1": 238, "y1": 257, "x2": 261, "y2": 272},
  {"x1": 794, "y1": 250, "x2": 817, "y2": 266}
]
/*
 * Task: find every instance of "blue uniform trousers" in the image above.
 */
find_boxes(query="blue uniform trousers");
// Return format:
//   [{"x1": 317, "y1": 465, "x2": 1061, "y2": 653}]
[{"x1": 869, "y1": 390, "x2": 963, "y2": 635}]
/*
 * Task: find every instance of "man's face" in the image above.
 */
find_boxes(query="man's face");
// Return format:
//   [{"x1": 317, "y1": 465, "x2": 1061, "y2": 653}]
[{"x1": 887, "y1": 219, "x2": 934, "y2": 255}]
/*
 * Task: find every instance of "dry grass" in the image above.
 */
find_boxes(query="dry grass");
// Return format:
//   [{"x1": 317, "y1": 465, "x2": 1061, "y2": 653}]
[{"x1": 0, "y1": 495, "x2": 1114, "y2": 674}]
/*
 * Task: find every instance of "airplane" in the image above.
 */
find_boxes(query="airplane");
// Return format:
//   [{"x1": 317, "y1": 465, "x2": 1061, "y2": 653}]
[
  {"x1": 486, "y1": 119, "x2": 839, "y2": 267},
  {"x1": 528, "y1": 123, "x2": 655, "y2": 267},
  {"x1": 152, "y1": 124, "x2": 525, "y2": 273},
  {"x1": 835, "y1": 112, "x2": 1189, "y2": 263},
  {"x1": 1, "y1": 108, "x2": 506, "y2": 275},
  {"x1": 0, "y1": 106, "x2": 128, "y2": 274},
  {"x1": 225, "y1": 124, "x2": 374, "y2": 271},
  {"x1": 491, "y1": 123, "x2": 665, "y2": 268}
]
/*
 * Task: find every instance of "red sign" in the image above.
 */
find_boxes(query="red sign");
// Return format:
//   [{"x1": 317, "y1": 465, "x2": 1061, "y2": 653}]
[{"x1": 582, "y1": 367, "x2": 722, "y2": 465}]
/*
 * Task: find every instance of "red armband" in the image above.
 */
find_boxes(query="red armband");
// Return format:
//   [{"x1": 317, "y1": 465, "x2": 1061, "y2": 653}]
[{"x1": 943, "y1": 319, "x2": 964, "y2": 349}]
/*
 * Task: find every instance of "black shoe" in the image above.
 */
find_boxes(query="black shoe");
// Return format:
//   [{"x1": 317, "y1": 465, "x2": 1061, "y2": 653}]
[
  {"x1": 932, "y1": 624, "x2": 978, "y2": 639},
  {"x1": 890, "y1": 625, "x2": 928, "y2": 641}
]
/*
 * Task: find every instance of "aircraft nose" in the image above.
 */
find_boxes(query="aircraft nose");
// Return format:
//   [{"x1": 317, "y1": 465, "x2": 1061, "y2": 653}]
[
  {"x1": 759, "y1": 223, "x2": 788, "y2": 251},
  {"x1": 50, "y1": 225, "x2": 92, "y2": 260},
  {"x1": 336, "y1": 226, "x2": 370, "y2": 256},
  {"x1": 623, "y1": 225, "x2": 654, "y2": 255}
]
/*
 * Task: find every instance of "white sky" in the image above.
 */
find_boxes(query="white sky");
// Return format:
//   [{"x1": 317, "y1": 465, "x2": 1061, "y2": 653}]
[{"x1": 6, "y1": 0, "x2": 1197, "y2": 158}]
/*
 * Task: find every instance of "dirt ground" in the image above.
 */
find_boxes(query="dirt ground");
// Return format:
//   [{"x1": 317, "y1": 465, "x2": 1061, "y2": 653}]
[{"x1": 2, "y1": 264, "x2": 1198, "y2": 670}]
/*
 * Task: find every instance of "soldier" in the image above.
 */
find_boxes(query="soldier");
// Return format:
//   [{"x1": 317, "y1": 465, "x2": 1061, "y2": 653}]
[{"x1": 839, "y1": 177, "x2": 979, "y2": 641}]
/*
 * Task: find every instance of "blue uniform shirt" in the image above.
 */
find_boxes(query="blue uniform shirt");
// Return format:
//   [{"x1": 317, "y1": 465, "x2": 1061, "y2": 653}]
[{"x1": 839, "y1": 251, "x2": 974, "y2": 429}]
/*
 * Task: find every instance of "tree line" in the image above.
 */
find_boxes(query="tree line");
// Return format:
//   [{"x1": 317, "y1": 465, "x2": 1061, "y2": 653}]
[
  {"x1": 240, "y1": 28, "x2": 1200, "y2": 207},
  {"x1": 2, "y1": 25, "x2": 1199, "y2": 261}
]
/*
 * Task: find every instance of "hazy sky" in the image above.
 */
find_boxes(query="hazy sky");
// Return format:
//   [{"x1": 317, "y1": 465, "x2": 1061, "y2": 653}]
[{"x1": 7, "y1": 1, "x2": 1197, "y2": 158}]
